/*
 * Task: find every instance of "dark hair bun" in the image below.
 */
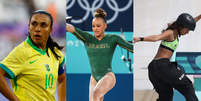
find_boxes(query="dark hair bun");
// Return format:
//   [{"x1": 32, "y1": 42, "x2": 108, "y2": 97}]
[{"x1": 94, "y1": 8, "x2": 107, "y2": 18}]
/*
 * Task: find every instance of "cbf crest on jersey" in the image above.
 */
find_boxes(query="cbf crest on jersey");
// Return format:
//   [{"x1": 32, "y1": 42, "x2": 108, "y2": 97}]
[{"x1": 45, "y1": 64, "x2": 50, "y2": 72}]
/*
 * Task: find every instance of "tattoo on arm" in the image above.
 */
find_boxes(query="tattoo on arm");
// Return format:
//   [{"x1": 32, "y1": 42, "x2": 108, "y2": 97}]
[
  {"x1": 67, "y1": 24, "x2": 72, "y2": 29},
  {"x1": 66, "y1": 23, "x2": 75, "y2": 33}
]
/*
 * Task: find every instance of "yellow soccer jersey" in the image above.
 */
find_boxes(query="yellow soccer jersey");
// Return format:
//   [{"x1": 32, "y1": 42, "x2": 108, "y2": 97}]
[{"x1": 0, "y1": 37, "x2": 65, "y2": 101}]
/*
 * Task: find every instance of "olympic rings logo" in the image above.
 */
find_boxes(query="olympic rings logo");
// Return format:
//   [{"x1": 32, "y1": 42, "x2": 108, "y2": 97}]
[{"x1": 66, "y1": 0, "x2": 133, "y2": 24}]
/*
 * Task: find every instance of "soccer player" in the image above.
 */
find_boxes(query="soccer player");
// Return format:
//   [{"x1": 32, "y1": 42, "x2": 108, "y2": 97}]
[{"x1": 0, "y1": 10, "x2": 66, "y2": 101}]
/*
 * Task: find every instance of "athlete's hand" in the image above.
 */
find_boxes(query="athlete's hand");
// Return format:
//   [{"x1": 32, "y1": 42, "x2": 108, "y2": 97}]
[
  {"x1": 194, "y1": 14, "x2": 201, "y2": 22},
  {"x1": 133, "y1": 37, "x2": 140, "y2": 43},
  {"x1": 66, "y1": 23, "x2": 75, "y2": 33}
]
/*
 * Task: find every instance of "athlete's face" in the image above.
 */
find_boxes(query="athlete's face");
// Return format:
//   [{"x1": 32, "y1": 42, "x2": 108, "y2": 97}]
[
  {"x1": 92, "y1": 17, "x2": 107, "y2": 37},
  {"x1": 180, "y1": 28, "x2": 190, "y2": 36},
  {"x1": 29, "y1": 13, "x2": 52, "y2": 46}
]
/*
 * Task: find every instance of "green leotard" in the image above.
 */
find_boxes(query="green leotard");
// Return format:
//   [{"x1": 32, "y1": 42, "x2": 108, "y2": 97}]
[
  {"x1": 160, "y1": 30, "x2": 179, "y2": 52},
  {"x1": 72, "y1": 27, "x2": 133, "y2": 82}
]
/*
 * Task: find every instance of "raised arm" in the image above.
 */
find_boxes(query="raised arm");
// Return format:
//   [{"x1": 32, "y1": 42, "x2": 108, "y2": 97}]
[
  {"x1": 66, "y1": 23, "x2": 91, "y2": 42},
  {"x1": 66, "y1": 23, "x2": 75, "y2": 33},
  {"x1": 134, "y1": 30, "x2": 173, "y2": 43},
  {"x1": 194, "y1": 14, "x2": 201, "y2": 22}
]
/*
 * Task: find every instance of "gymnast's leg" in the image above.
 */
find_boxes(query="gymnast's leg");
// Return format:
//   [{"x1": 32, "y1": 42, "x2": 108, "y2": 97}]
[{"x1": 89, "y1": 72, "x2": 116, "y2": 101}]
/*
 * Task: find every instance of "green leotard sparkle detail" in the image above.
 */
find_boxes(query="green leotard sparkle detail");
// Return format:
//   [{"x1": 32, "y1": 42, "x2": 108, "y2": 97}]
[
  {"x1": 72, "y1": 27, "x2": 133, "y2": 82},
  {"x1": 160, "y1": 30, "x2": 179, "y2": 52}
]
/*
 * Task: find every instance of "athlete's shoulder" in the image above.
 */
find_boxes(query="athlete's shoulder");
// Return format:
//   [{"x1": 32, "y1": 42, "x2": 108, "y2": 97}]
[
  {"x1": 107, "y1": 34, "x2": 119, "y2": 37},
  {"x1": 14, "y1": 39, "x2": 37, "y2": 56},
  {"x1": 75, "y1": 27, "x2": 91, "y2": 35},
  {"x1": 53, "y1": 47, "x2": 65, "y2": 63},
  {"x1": 74, "y1": 27, "x2": 93, "y2": 40},
  {"x1": 4, "y1": 41, "x2": 27, "y2": 61},
  {"x1": 163, "y1": 29, "x2": 174, "y2": 35},
  {"x1": 53, "y1": 47, "x2": 61, "y2": 52},
  {"x1": 13, "y1": 41, "x2": 27, "y2": 52},
  {"x1": 106, "y1": 34, "x2": 121, "y2": 39},
  {"x1": 53, "y1": 47, "x2": 64, "y2": 56}
]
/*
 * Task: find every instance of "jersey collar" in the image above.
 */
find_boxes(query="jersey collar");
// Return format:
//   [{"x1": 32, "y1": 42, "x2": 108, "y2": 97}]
[{"x1": 26, "y1": 37, "x2": 47, "y2": 55}]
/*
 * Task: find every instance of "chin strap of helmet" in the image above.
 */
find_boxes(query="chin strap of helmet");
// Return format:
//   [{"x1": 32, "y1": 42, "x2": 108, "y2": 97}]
[
  {"x1": 177, "y1": 26, "x2": 184, "y2": 37},
  {"x1": 177, "y1": 27, "x2": 181, "y2": 37}
]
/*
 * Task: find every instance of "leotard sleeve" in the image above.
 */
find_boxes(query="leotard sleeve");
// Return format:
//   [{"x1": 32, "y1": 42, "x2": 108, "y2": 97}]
[
  {"x1": 72, "y1": 27, "x2": 91, "y2": 42},
  {"x1": 113, "y1": 34, "x2": 133, "y2": 53}
]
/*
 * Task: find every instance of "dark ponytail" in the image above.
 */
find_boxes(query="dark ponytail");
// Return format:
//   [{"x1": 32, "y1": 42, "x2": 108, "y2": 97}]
[
  {"x1": 162, "y1": 21, "x2": 183, "y2": 33},
  {"x1": 46, "y1": 36, "x2": 64, "y2": 60}
]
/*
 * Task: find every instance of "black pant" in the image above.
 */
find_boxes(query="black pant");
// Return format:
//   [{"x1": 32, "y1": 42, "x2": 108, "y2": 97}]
[{"x1": 148, "y1": 58, "x2": 198, "y2": 101}]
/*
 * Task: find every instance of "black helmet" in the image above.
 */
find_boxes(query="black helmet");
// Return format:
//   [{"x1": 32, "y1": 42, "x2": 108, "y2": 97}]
[{"x1": 176, "y1": 13, "x2": 196, "y2": 31}]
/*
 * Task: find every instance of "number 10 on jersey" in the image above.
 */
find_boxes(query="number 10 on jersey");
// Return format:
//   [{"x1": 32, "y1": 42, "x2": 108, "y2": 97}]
[{"x1": 45, "y1": 74, "x2": 53, "y2": 89}]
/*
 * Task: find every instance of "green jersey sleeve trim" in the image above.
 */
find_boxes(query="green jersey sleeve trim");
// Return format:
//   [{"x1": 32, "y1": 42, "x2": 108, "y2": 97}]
[
  {"x1": 59, "y1": 57, "x2": 65, "y2": 68},
  {"x1": 0, "y1": 63, "x2": 15, "y2": 79},
  {"x1": 13, "y1": 76, "x2": 18, "y2": 91},
  {"x1": 26, "y1": 37, "x2": 47, "y2": 55}
]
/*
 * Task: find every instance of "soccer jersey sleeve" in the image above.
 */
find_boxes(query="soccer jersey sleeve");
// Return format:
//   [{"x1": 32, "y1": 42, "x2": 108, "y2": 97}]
[
  {"x1": 0, "y1": 47, "x2": 25, "y2": 79},
  {"x1": 58, "y1": 51, "x2": 65, "y2": 75},
  {"x1": 72, "y1": 27, "x2": 90, "y2": 42},
  {"x1": 113, "y1": 34, "x2": 133, "y2": 53}
]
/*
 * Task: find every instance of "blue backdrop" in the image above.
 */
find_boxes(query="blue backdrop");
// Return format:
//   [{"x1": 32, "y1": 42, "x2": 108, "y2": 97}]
[
  {"x1": 176, "y1": 52, "x2": 201, "y2": 74},
  {"x1": 66, "y1": 0, "x2": 133, "y2": 31}
]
